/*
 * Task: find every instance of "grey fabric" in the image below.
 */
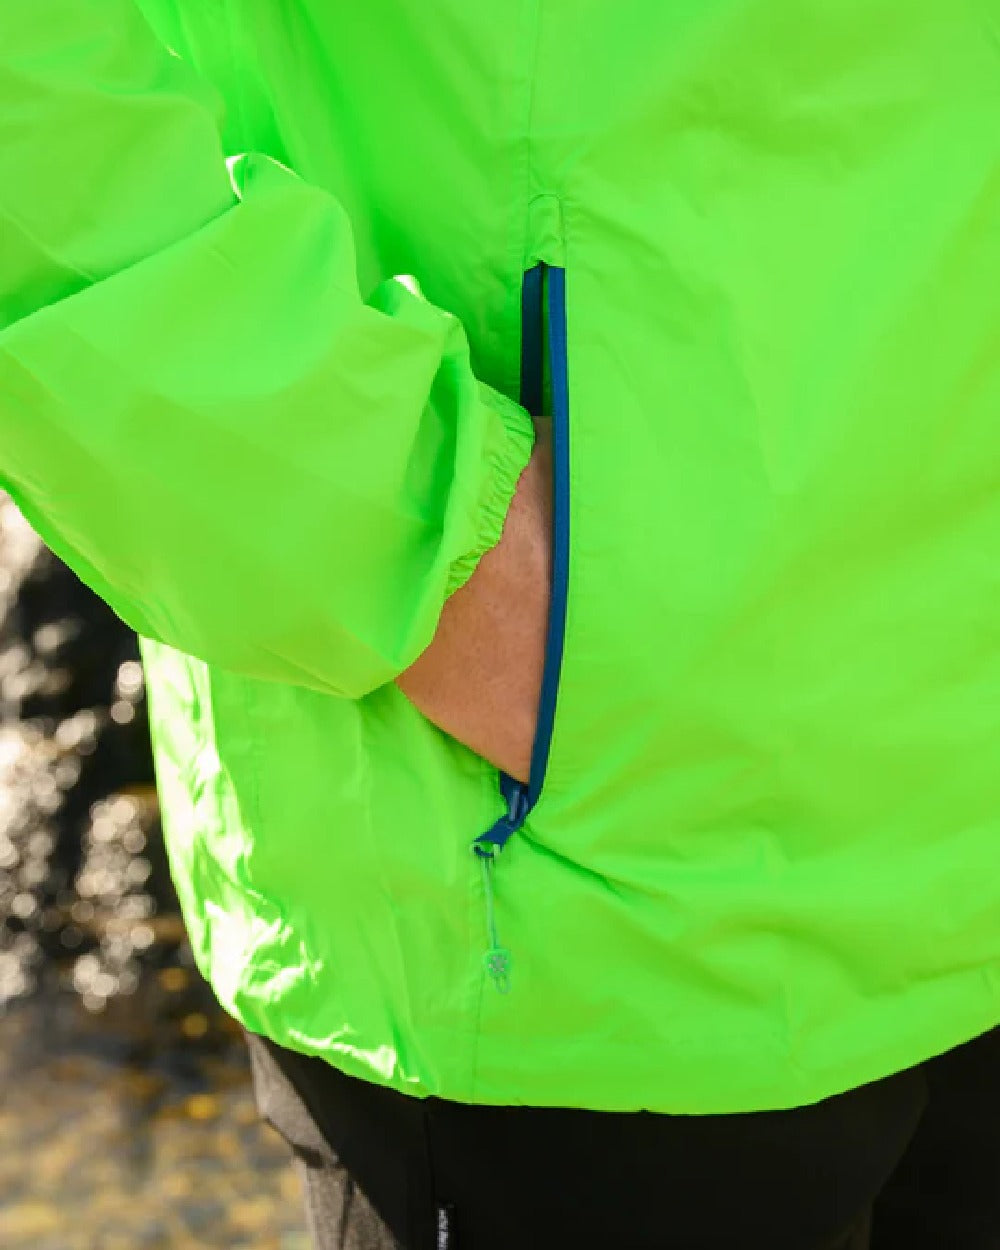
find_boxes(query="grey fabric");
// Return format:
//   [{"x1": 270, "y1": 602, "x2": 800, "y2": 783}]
[{"x1": 295, "y1": 1156, "x2": 403, "y2": 1250}]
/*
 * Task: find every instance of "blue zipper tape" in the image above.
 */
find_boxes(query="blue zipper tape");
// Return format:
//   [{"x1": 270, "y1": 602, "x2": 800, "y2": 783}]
[
  {"x1": 472, "y1": 264, "x2": 571, "y2": 990},
  {"x1": 474, "y1": 263, "x2": 570, "y2": 851},
  {"x1": 528, "y1": 264, "x2": 570, "y2": 804}
]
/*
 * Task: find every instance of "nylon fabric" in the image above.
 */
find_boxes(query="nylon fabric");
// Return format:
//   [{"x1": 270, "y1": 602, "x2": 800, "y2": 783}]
[{"x1": 0, "y1": 0, "x2": 997, "y2": 1113}]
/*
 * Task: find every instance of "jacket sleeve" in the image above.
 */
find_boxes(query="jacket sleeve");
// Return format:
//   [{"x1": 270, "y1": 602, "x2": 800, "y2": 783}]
[{"x1": 0, "y1": 1, "x2": 534, "y2": 698}]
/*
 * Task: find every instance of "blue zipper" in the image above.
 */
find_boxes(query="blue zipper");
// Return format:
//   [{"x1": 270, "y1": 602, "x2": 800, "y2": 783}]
[{"x1": 473, "y1": 263, "x2": 571, "y2": 992}]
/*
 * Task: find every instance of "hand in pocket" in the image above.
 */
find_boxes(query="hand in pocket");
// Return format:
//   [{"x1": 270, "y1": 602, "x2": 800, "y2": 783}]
[{"x1": 396, "y1": 419, "x2": 552, "y2": 783}]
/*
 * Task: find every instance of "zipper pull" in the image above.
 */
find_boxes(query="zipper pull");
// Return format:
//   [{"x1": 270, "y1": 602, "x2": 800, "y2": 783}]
[
  {"x1": 472, "y1": 781, "x2": 529, "y2": 994},
  {"x1": 476, "y1": 846, "x2": 512, "y2": 994},
  {"x1": 473, "y1": 785, "x2": 529, "y2": 857}
]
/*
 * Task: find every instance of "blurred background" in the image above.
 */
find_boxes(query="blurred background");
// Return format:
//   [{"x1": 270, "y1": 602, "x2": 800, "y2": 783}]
[{"x1": 0, "y1": 493, "x2": 307, "y2": 1250}]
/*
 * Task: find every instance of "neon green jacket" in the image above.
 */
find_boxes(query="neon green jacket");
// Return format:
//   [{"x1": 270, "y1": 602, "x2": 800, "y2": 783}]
[{"x1": 1, "y1": 1, "x2": 998, "y2": 1112}]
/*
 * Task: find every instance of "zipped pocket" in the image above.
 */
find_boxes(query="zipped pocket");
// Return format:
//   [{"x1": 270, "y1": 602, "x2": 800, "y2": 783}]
[{"x1": 473, "y1": 263, "x2": 571, "y2": 992}]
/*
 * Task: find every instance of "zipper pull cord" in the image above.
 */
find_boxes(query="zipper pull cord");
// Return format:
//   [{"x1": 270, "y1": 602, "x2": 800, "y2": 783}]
[
  {"x1": 476, "y1": 846, "x2": 511, "y2": 994},
  {"x1": 472, "y1": 783, "x2": 528, "y2": 995}
]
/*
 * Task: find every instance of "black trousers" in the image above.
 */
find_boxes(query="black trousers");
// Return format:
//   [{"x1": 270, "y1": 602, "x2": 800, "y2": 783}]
[{"x1": 248, "y1": 1024, "x2": 1000, "y2": 1250}]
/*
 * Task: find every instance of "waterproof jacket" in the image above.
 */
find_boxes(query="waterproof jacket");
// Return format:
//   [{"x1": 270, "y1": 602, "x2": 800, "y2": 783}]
[{"x1": 1, "y1": 1, "x2": 998, "y2": 1113}]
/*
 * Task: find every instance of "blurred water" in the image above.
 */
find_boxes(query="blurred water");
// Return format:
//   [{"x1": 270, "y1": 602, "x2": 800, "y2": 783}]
[
  {"x1": 0, "y1": 982, "x2": 307, "y2": 1250},
  {"x1": 0, "y1": 496, "x2": 306, "y2": 1248},
  {"x1": 0, "y1": 496, "x2": 166, "y2": 1008}
]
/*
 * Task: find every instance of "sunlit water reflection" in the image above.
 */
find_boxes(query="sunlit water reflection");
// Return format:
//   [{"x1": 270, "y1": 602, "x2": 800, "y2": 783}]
[{"x1": 0, "y1": 495, "x2": 305, "y2": 1248}]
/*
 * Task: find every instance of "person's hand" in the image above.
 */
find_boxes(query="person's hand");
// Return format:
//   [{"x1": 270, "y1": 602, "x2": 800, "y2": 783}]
[{"x1": 395, "y1": 419, "x2": 552, "y2": 783}]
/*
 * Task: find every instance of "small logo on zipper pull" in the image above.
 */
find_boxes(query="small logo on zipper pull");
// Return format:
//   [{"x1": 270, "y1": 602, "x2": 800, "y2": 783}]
[{"x1": 484, "y1": 946, "x2": 512, "y2": 995}]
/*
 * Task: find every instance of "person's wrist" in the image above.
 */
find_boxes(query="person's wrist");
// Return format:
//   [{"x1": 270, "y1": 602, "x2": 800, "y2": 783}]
[{"x1": 393, "y1": 414, "x2": 552, "y2": 783}]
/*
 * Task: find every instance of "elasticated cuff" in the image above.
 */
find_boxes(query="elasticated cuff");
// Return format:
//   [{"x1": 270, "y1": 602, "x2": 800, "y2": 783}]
[{"x1": 444, "y1": 384, "x2": 536, "y2": 598}]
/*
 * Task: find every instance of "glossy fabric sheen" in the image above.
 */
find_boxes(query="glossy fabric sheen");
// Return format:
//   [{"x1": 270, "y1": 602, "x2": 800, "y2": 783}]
[{"x1": 1, "y1": 2, "x2": 997, "y2": 1112}]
